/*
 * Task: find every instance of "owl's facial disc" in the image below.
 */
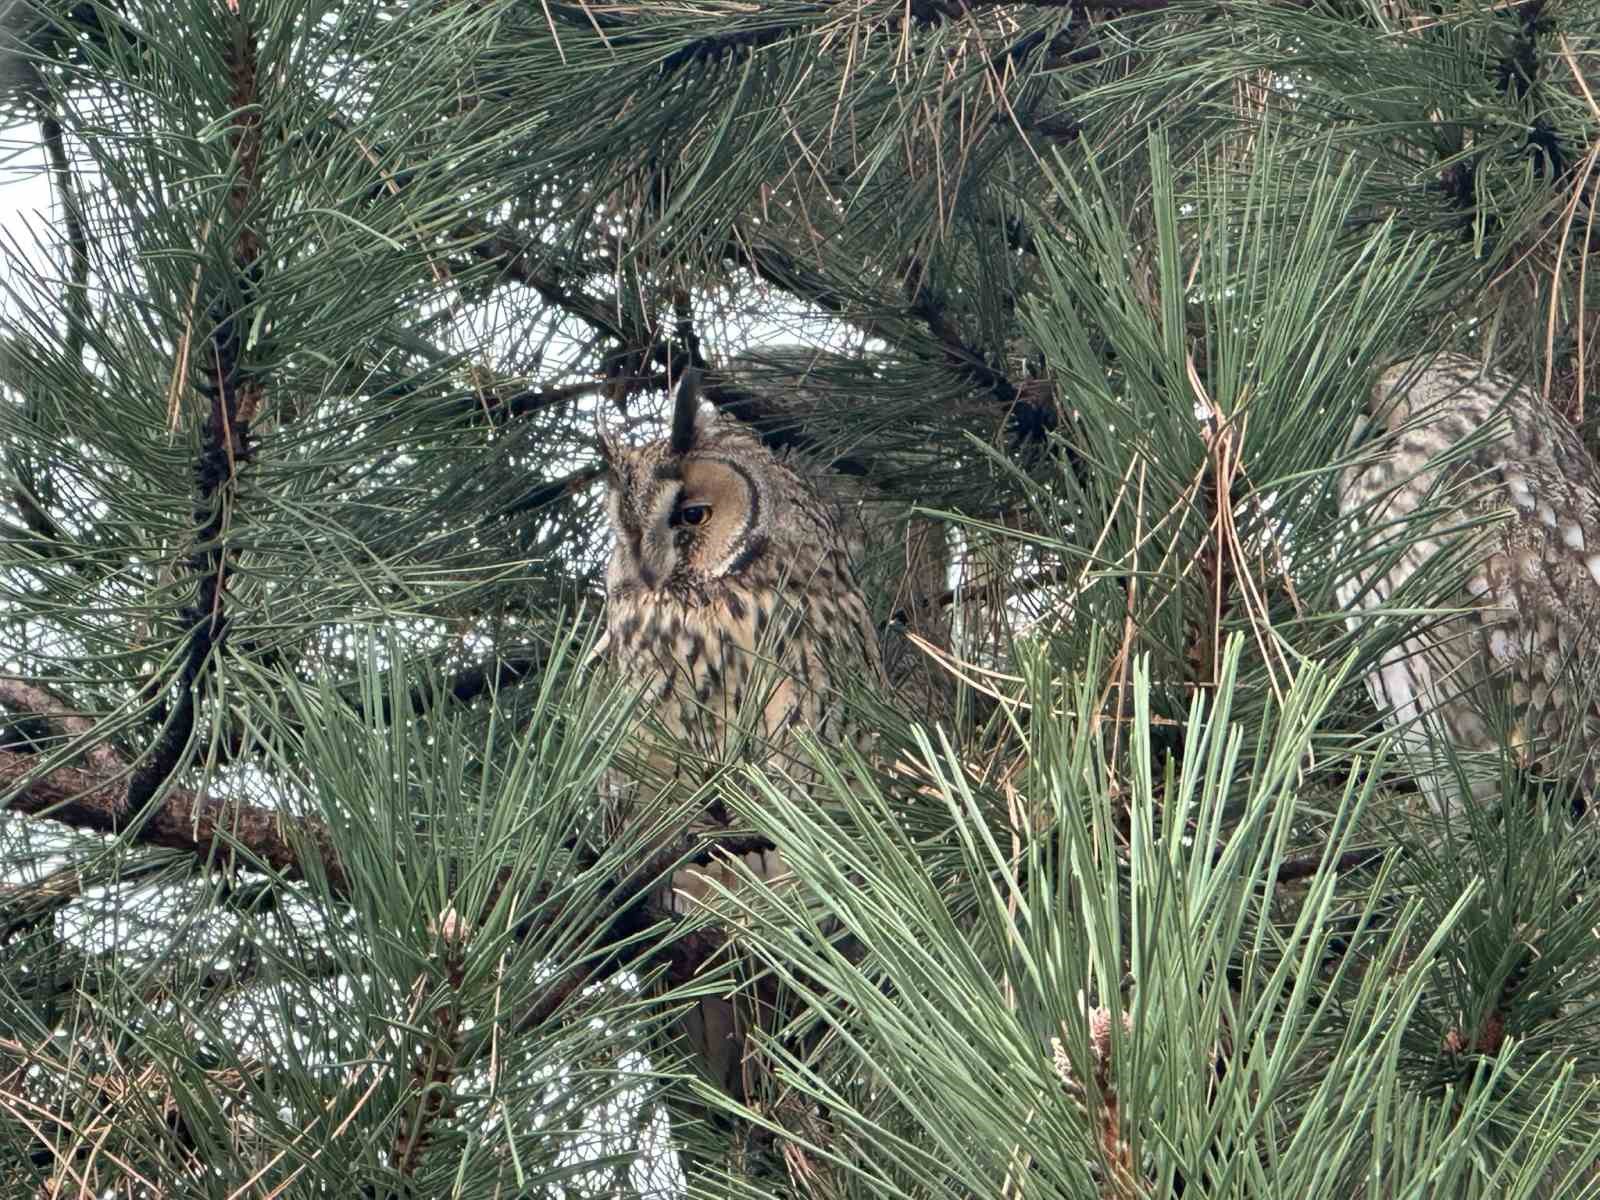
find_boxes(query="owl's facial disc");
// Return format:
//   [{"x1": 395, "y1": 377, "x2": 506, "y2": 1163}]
[
  {"x1": 677, "y1": 457, "x2": 762, "y2": 578},
  {"x1": 629, "y1": 455, "x2": 761, "y2": 590}
]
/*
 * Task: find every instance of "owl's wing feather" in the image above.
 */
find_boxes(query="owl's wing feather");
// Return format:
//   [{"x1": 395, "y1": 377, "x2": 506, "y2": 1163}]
[{"x1": 1340, "y1": 355, "x2": 1600, "y2": 811}]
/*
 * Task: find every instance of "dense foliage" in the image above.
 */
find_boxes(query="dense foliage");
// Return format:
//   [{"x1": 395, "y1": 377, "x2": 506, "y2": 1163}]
[{"x1": 1, "y1": 0, "x2": 1599, "y2": 1195}]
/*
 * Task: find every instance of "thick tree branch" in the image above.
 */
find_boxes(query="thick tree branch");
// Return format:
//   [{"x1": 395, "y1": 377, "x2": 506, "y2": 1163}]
[
  {"x1": 3, "y1": 676, "x2": 766, "y2": 1049},
  {"x1": 0, "y1": 679, "x2": 120, "y2": 774},
  {"x1": 1, "y1": 749, "x2": 349, "y2": 895}
]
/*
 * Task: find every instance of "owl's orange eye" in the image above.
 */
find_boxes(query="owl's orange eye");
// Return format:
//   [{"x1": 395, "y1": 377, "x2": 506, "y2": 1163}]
[{"x1": 673, "y1": 503, "x2": 711, "y2": 528}]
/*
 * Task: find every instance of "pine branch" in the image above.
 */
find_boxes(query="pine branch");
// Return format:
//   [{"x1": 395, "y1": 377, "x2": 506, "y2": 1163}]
[
  {"x1": 0, "y1": 679, "x2": 120, "y2": 774},
  {"x1": 904, "y1": 267, "x2": 1030, "y2": 413},
  {"x1": 3, "y1": 99, "x2": 75, "y2": 547},
  {"x1": 721, "y1": 232, "x2": 895, "y2": 343},
  {"x1": 381, "y1": 650, "x2": 550, "y2": 721},
  {"x1": 463, "y1": 224, "x2": 632, "y2": 344},
  {"x1": 394, "y1": 913, "x2": 469, "y2": 1177},
  {"x1": 944, "y1": 0, "x2": 1309, "y2": 11},
  {"x1": 889, "y1": 562, "x2": 1073, "y2": 625},
  {"x1": 538, "y1": 0, "x2": 1189, "y2": 71},
  {"x1": 3, "y1": 469, "x2": 66, "y2": 551},
  {"x1": 199, "y1": 658, "x2": 550, "y2": 766},
  {"x1": 516, "y1": 958, "x2": 602, "y2": 1032},
  {"x1": 517, "y1": 829, "x2": 775, "y2": 1034},
  {"x1": 1272, "y1": 847, "x2": 1387, "y2": 884},
  {"x1": 700, "y1": 373, "x2": 873, "y2": 476},
  {"x1": 2, "y1": 737, "x2": 762, "y2": 1012},
  {"x1": 336, "y1": 129, "x2": 927, "y2": 476},
  {"x1": 478, "y1": 373, "x2": 669, "y2": 423},
  {"x1": 3, "y1": 673, "x2": 767, "y2": 1025},
  {"x1": 1, "y1": 749, "x2": 349, "y2": 894},
  {"x1": 125, "y1": 18, "x2": 264, "y2": 812},
  {"x1": 655, "y1": 7, "x2": 830, "y2": 78},
  {"x1": 328, "y1": 108, "x2": 644, "y2": 357},
  {"x1": 37, "y1": 104, "x2": 88, "y2": 364},
  {"x1": 0, "y1": 864, "x2": 82, "y2": 944},
  {"x1": 727, "y1": 233, "x2": 1074, "y2": 469},
  {"x1": 497, "y1": 462, "x2": 606, "y2": 518},
  {"x1": 0, "y1": 678, "x2": 342, "y2": 892}
]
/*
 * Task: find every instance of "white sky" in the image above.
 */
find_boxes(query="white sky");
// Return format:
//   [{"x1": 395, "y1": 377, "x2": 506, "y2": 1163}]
[{"x1": 0, "y1": 129, "x2": 51, "y2": 307}]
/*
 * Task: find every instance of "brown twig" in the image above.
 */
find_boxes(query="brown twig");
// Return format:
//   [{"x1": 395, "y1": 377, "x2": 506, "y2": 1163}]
[{"x1": 394, "y1": 908, "x2": 470, "y2": 1176}]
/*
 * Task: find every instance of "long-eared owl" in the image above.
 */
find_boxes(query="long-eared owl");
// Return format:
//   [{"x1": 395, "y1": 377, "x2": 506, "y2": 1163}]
[
  {"x1": 597, "y1": 368, "x2": 883, "y2": 1097},
  {"x1": 1337, "y1": 353, "x2": 1600, "y2": 814}
]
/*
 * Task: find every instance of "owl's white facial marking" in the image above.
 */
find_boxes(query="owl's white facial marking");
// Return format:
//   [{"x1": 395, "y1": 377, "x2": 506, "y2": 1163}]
[{"x1": 635, "y1": 477, "x2": 684, "y2": 589}]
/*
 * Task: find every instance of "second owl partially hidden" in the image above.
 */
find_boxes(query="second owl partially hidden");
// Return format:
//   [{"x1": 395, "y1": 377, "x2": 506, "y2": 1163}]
[
  {"x1": 596, "y1": 367, "x2": 883, "y2": 1097},
  {"x1": 1338, "y1": 354, "x2": 1600, "y2": 815}
]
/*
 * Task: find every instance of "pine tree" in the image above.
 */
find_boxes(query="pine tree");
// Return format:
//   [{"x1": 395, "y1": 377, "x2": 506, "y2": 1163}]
[{"x1": 1, "y1": 0, "x2": 1599, "y2": 1195}]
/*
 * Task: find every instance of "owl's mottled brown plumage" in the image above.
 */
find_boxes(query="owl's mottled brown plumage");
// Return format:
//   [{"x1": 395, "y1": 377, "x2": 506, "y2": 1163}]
[
  {"x1": 597, "y1": 369, "x2": 882, "y2": 1098},
  {"x1": 1338, "y1": 354, "x2": 1600, "y2": 813}
]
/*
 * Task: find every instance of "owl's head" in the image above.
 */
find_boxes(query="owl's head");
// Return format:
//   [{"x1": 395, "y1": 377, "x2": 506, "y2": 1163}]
[{"x1": 600, "y1": 370, "x2": 792, "y2": 594}]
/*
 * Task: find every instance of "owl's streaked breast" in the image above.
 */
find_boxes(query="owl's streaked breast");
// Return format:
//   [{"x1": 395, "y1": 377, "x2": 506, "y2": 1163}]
[{"x1": 606, "y1": 549, "x2": 874, "y2": 769}]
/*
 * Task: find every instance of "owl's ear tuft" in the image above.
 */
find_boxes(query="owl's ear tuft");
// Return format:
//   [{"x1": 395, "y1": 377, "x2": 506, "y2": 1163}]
[
  {"x1": 668, "y1": 367, "x2": 704, "y2": 456},
  {"x1": 595, "y1": 404, "x2": 627, "y2": 473}
]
